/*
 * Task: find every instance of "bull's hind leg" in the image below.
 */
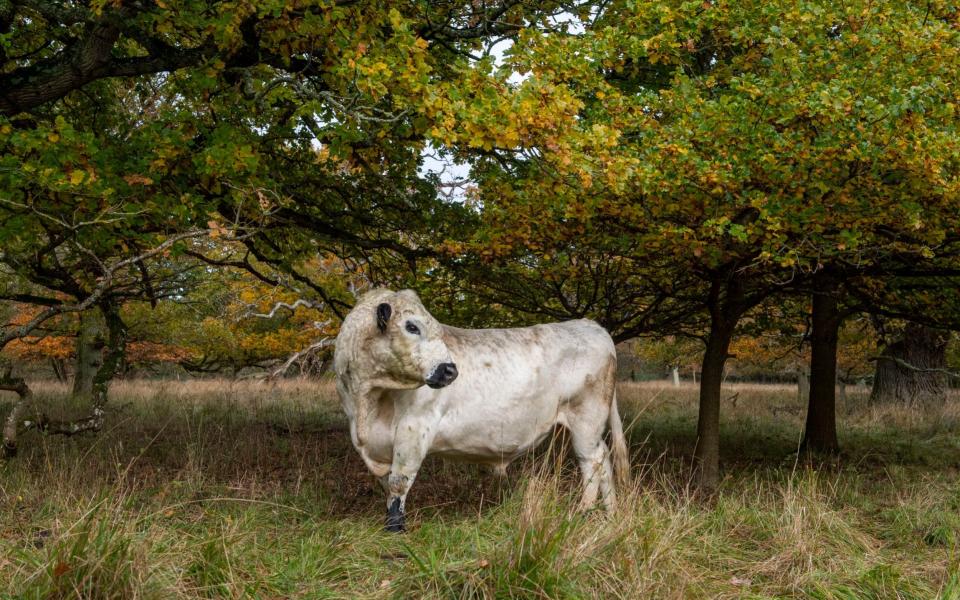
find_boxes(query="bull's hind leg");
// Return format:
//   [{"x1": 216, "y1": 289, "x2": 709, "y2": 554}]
[
  {"x1": 567, "y1": 361, "x2": 619, "y2": 512},
  {"x1": 569, "y1": 421, "x2": 617, "y2": 511}
]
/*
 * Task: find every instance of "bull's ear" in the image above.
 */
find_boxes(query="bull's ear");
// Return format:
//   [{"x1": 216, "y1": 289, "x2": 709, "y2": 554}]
[{"x1": 376, "y1": 303, "x2": 392, "y2": 333}]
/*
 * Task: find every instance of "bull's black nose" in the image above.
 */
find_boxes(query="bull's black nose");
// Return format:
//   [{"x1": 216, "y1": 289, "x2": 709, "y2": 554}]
[
  {"x1": 442, "y1": 362, "x2": 458, "y2": 381},
  {"x1": 426, "y1": 362, "x2": 458, "y2": 388}
]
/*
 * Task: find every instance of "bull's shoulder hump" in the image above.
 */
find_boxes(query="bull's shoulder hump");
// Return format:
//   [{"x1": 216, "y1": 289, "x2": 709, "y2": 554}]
[
  {"x1": 561, "y1": 319, "x2": 616, "y2": 348},
  {"x1": 542, "y1": 318, "x2": 612, "y2": 335}
]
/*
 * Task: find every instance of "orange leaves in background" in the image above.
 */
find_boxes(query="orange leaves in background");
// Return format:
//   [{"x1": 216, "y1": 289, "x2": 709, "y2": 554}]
[
  {"x1": 2, "y1": 303, "x2": 75, "y2": 361},
  {"x1": 125, "y1": 342, "x2": 195, "y2": 366},
  {"x1": 4, "y1": 334, "x2": 194, "y2": 366},
  {"x1": 4, "y1": 336, "x2": 74, "y2": 361}
]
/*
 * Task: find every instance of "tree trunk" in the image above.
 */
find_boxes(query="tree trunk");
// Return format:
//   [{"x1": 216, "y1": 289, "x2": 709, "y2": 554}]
[
  {"x1": 797, "y1": 369, "x2": 809, "y2": 404},
  {"x1": 38, "y1": 304, "x2": 127, "y2": 436},
  {"x1": 1, "y1": 368, "x2": 32, "y2": 457},
  {"x1": 837, "y1": 378, "x2": 847, "y2": 408},
  {"x1": 1, "y1": 305, "x2": 128, "y2": 447},
  {"x1": 72, "y1": 308, "x2": 107, "y2": 403},
  {"x1": 671, "y1": 365, "x2": 680, "y2": 387},
  {"x1": 694, "y1": 274, "x2": 748, "y2": 493},
  {"x1": 870, "y1": 324, "x2": 948, "y2": 406},
  {"x1": 802, "y1": 274, "x2": 841, "y2": 454},
  {"x1": 49, "y1": 358, "x2": 67, "y2": 383},
  {"x1": 695, "y1": 318, "x2": 736, "y2": 491},
  {"x1": 84, "y1": 304, "x2": 126, "y2": 430}
]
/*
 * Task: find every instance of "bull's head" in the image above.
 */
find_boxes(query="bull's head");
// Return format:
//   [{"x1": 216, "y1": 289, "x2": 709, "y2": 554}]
[{"x1": 370, "y1": 290, "x2": 458, "y2": 389}]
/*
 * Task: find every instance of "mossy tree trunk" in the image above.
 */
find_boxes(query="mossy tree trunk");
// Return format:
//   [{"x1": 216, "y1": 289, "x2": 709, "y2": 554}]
[
  {"x1": 71, "y1": 303, "x2": 126, "y2": 433},
  {"x1": 36, "y1": 303, "x2": 127, "y2": 436},
  {"x1": 1, "y1": 366, "x2": 31, "y2": 457},
  {"x1": 72, "y1": 308, "x2": 107, "y2": 403}
]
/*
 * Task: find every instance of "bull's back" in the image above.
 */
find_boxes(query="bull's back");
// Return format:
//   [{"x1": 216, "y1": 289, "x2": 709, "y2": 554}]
[{"x1": 427, "y1": 320, "x2": 615, "y2": 460}]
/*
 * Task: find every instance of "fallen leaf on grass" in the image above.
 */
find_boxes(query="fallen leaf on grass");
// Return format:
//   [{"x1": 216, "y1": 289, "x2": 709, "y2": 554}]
[{"x1": 53, "y1": 562, "x2": 70, "y2": 578}]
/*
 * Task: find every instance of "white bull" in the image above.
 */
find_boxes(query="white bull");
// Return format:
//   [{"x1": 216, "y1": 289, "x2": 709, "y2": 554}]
[{"x1": 334, "y1": 288, "x2": 629, "y2": 531}]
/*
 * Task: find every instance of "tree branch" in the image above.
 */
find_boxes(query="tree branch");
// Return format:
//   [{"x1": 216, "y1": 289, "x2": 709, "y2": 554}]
[
  {"x1": 870, "y1": 355, "x2": 960, "y2": 380},
  {"x1": 0, "y1": 229, "x2": 214, "y2": 351},
  {"x1": 267, "y1": 334, "x2": 333, "y2": 381}
]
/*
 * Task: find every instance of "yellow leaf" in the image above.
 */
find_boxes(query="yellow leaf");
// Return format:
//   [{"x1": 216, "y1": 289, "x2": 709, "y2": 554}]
[
  {"x1": 69, "y1": 170, "x2": 85, "y2": 185},
  {"x1": 48, "y1": 133, "x2": 60, "y2": 143}
]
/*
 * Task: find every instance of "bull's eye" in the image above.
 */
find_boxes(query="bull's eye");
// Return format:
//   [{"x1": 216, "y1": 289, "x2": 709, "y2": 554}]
[{"x1": 405, "y1": 322, "x2": 421, "y2": 335}]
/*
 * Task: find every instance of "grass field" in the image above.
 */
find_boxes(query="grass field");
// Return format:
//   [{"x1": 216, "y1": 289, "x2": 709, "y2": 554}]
[{"x1": 2, "y1": 379, "x2": 960, "y2": 599}]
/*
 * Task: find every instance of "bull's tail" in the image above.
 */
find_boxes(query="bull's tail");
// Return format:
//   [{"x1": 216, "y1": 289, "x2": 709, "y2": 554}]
[{"x1": 609, "y1": 392, "x2": 632, "y2": 491}]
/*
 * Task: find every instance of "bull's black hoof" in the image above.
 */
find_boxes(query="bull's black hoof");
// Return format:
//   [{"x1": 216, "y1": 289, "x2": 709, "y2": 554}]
[
  {"x1": 385, "y1": 497, "x2": 405, "y2": 533},
  {"x1": 384, "y1": 521, "x2": 406, "y2": 533}
]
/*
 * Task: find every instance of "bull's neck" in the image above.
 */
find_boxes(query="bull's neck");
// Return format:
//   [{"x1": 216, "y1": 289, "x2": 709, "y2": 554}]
[
  {"x1": 344, "y1": 372, "x2": 418, "y2": 401},
  {"x1": 345, "y1": 377, "x2": 410, "y2": 449}
]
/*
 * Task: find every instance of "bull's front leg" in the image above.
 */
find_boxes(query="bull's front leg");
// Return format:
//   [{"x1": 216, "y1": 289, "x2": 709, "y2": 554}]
[{"x1": 383, "y1": 415, "x2": 436, "y2": 533}]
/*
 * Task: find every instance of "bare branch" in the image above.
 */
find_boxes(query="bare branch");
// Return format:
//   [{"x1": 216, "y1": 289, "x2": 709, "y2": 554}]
[
  {"x1": 243, "y1": 298, "x2": 320, "y2": 320},
  {"x1": 267, "y1": 335, "x2": 333, "y2": 381},
  {"x1": 869, "y1": 355, "x2": 960, "y2": 380},
  {"x1": 0, "y1": 197, "x2": 144, "y2": 231},
  {"x1": 24, "y1": 409, "x2": 105, "y2": 437}
]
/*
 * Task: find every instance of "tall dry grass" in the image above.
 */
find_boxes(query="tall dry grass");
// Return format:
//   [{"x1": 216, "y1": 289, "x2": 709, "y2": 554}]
[{"x1": 1, "y1": 378, "x2": 959, "y2": 598}]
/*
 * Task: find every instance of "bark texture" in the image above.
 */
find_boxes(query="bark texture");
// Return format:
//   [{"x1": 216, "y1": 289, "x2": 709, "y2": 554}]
[
  {"x1": 694, "y1": 276, "x2": 749, "y2": 492},
  {"x1": 870, "y1": 324, "x2": 948, "y2": 406},
  {"x1": 797, "y1": 369, "x2": 810, "y2": 404},
  {"x1": 33, "y1": 304, "x2": 127, "y2": 438},
  {"x1": 50, "y1": 358, "x2": 67, "y2": 383},
  {"x1": 0, "y1": 368, "x2": 32, "y2": 457},
  {"x1": 695, "y1": 320, "x2": 735, "y2": 491},
  {"x1": 802, "y1": 274, "x2": 841, "y2": 454},
  {"x1": 72, "y1": 308, "x2": 107, "y2": 403},
  {"x1": 76, "y1": 304, "x2": 127, "y2": 433}
]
